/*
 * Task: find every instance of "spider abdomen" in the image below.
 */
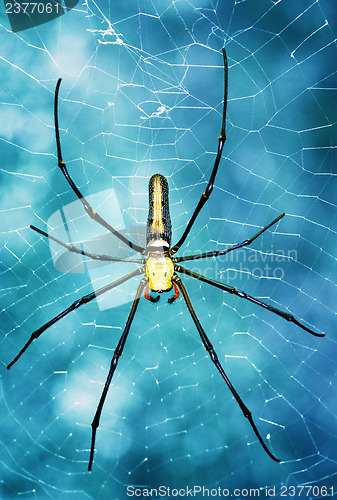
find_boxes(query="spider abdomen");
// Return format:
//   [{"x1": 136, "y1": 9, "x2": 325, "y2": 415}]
[{"x1": 146, "y1": 174, "x2": 172, "y2": 249}]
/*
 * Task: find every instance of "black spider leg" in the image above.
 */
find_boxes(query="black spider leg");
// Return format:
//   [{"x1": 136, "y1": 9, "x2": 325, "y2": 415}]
[
  {"x1": 30, "y1": 225, "x2": 146, "y2": 264},
  {"x1": 173, "y1": 275, "x2": 280, "y2": 463},
  {"x1": 174, "y1": 265, "x2": 324, "y2": 337},
  {"x1": 7, "y1": 267, "x2": 145, "y2": 370},
  {"x1": 170, "y1": 47, "x2": 228, "y2": 255},
  {"x1": 174, "y1": 212, "x2": 285, "y2": 263},
  {"x1": 88, "y1": 277, "x2": 147, "y2": 471},
  {"x1": 54, "y1": 79, "x2": 145, "y2": 255}
]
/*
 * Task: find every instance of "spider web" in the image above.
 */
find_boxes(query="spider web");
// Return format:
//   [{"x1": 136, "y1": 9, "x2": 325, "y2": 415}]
[{"x1": 1, "y1": 0, "x2": 337, "y2": 498}]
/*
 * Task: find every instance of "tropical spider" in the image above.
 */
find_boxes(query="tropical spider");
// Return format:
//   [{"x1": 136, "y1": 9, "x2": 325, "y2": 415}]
[{"x1": 7, "y1": 48, "x2": 323, "y2": 470}]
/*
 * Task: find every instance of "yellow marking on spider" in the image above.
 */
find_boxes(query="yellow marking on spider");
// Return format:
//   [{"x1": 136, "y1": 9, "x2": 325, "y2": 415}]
[
  {"x1": 145, "y1": 255, "x2": 174, "y2": 292},
  {"x1": 151, "y1": 175, "x2": 164, "y2": 236}
]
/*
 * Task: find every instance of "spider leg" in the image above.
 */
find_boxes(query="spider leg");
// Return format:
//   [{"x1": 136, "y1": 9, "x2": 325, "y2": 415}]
[
  {"x1": 170, "y1": 48, "x2": 228, "y2": 254},
  {"x1": 174, "y1": 275, "x2": 280, "y2": 462},
  {"x1": 88, "y1": 277, "x2": 147, "y2": 471},
  {"x1": 54, "y1": 79, "x2": 145, "y2": 255},
  {"x1": 30, "y1": 225, "x2": 146, "y2": 264},
  {"x1": 174, "y1": 265, "x2": 324, "y2": 337},
  {"x1": 7, "y1": 267, "x2": 145, "y2": 370},
  {"x1": 174, "y1": 212, "x2": 285, "y2": 263}
]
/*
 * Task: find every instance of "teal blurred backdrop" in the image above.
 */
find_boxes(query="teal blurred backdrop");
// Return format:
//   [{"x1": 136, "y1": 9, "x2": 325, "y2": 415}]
[{"x1": 1, "y1": 1, "x2": 337, "y2": 498}]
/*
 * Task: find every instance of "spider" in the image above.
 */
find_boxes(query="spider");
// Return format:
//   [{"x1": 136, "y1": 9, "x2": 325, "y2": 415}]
[{"x1": 7, "y1": 48, "x2": 324, "y2": 471}]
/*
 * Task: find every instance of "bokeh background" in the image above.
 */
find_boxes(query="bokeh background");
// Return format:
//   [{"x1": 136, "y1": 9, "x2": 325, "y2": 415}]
[{"x1": 1, "y1": 1, "x2": 337, "y2": 498}]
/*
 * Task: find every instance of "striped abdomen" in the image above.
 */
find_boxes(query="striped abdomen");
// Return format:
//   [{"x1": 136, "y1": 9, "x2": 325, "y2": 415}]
[{"x1": 146, "y1": 174, "x2": 172, "y2": 249}]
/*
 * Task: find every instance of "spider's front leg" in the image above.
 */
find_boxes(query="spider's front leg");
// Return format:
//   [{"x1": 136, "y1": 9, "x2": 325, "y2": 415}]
[
  {"x1": 88, "y1": 277, "x2": 147, "y2": 471},
  {"x1": 174, "y1": 275, "x2": 281, "y2": 463}
]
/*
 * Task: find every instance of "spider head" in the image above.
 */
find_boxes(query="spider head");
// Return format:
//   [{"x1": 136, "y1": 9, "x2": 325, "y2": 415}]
[{"x1": 145, "y1": 254, "x2": 174, "y2": 293}]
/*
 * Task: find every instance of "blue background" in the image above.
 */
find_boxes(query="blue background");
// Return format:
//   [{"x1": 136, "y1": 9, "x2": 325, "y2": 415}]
[{"x1": 1, "y1": 1, "x2": 337, "y2": 498}]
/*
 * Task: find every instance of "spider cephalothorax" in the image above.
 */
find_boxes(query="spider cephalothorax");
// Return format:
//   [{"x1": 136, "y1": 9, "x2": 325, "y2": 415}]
[
  {"x1": 145, "y1": 254, "x2": 174, "y2": 290},
  {"x1": 7, "y1": 48, "x2": 324, "y2": 472},
  {"x1": 144, "y1": 252, "x2": 179, "y2": 302}
]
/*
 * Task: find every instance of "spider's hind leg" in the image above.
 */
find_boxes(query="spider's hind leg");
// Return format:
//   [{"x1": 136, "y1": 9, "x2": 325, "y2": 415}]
[
  {"x1": 54, "y1": 79, "x2": 145, "y2": 255},
  {"x1": 170, "y1": 48, "x2": 228, "y2": 255}
]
